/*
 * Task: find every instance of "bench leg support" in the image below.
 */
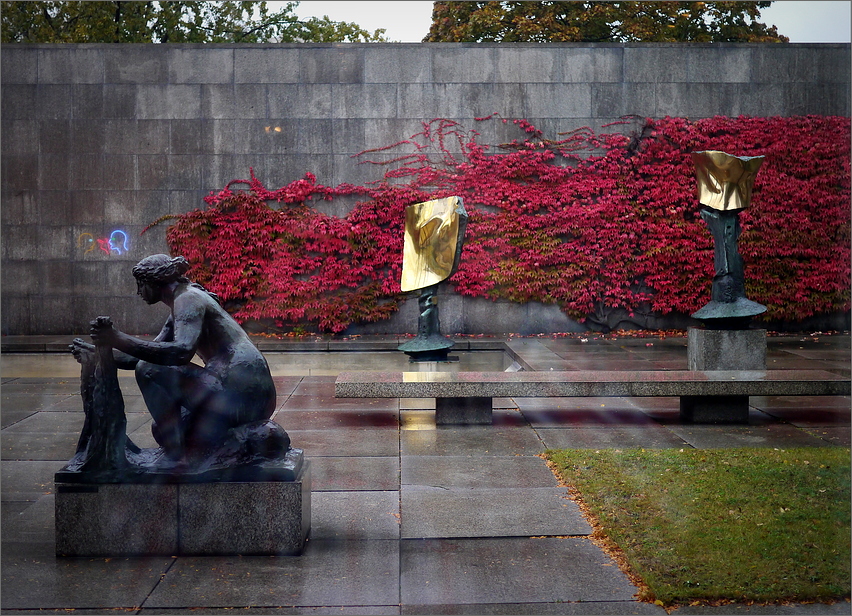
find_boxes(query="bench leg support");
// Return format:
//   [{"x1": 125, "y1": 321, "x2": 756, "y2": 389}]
[
  {"x1": 680, "y1": 395, "x2": 749, "y2": 424},
  {"x1": 435, "y1": 397, "x2": 492, "y2": 425}
]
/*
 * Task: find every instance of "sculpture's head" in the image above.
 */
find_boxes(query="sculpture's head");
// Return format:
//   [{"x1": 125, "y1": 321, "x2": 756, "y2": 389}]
[{"x1": 132, "y1": 254, "x2": 190, "y2": 304}]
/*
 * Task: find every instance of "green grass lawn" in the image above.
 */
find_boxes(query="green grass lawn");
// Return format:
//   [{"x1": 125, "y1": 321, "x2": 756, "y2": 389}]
[{"x1": 544, "y1": 447, "x2": 851, "y2": 607}]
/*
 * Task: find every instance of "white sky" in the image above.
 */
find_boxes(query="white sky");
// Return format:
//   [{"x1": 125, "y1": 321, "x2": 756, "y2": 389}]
[{"x1": 290, "y1": 1, "x2": 851, "y2": 43}]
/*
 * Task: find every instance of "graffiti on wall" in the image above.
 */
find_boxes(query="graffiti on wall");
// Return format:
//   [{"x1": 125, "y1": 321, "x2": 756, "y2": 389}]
[{"x1": 77, "y1": 230, "x2": 131, "y2": 256}]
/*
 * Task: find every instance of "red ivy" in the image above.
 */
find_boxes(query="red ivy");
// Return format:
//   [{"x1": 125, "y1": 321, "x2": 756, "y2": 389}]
[{"x1": 146, "y1": 115, "x2": 851, "y2": 333}]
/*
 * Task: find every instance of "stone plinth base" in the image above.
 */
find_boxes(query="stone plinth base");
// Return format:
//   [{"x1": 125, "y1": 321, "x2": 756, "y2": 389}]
[
  {"x1": 435, "y1": 397, "x2": 492, "y2": 425},
  {"x1": 684, "y1": 328, "x2": 766, "y2": 423},
  {"x1": 55, "y1": 462, "x2": 310, "y2": 556},
  {"x1": 680, "y1": 395, "x2": 749, "y2": 423},
  {"x1": 687, "y1": 327, "x2": 766, "y2": 371}
]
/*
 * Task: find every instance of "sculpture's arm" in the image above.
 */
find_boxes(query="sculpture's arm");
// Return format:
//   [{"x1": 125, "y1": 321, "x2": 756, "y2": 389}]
[
  {"x1": 92, "y1": 297, "x2": 202, "y2": 366},
  {"x1": 70, "y1": 337, "x2": 138, "y2": 370}
]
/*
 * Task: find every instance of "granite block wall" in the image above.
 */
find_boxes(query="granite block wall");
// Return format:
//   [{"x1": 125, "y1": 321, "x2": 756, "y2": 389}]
[{"x1": 2, "y1": 43, "x2": 849, "y2": 335}]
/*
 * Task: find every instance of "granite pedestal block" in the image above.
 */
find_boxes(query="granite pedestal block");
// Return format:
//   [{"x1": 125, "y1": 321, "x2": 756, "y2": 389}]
[
  {"x1": 55, "y1": 462, "x2": 311, "y2": 556},
  {"x1": 435, "y1": 397, "x2": 492, "y2": 425},
  {"x1": 687, "y1": 327, "x2": 767, "y2": 371},
  {"x1": 684, "y1": 327, "x2": 767, "y2": 423}
]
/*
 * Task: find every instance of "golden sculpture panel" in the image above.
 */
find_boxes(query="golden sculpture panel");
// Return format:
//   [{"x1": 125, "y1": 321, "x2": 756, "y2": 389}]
[
  {"x1": 401, "y1": 196, "x2": 467, "y2": 293},
  {"x1": 690, "y1": 150, "x2": 764, "y2": 212}
]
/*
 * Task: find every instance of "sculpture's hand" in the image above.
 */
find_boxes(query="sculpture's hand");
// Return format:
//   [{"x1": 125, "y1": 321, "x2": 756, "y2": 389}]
[
  {"x1": 89, "y1": 316, "x2": 118, "y2": 347},
  {"x1": 69, "y1": 337, "x2": 96, "y2": 365}
]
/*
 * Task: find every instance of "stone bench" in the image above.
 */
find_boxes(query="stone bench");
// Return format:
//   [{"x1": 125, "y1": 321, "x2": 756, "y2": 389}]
[{"x1": 335, "y1": 369, "x2": 851, "y2": 424}]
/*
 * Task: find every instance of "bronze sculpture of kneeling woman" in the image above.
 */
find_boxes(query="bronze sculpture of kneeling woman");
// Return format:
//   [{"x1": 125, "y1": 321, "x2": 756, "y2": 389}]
[{"x1": 72, "y1": 254, "x2": 277, "y2": 467}]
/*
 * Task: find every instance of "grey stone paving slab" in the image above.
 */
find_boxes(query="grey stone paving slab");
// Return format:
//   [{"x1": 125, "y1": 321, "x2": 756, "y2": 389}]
[
  {"x1": 2, "y1": 430, "x2": 79, "y2": 461},
  {"x1": 281, "y1": 395, "x2": 399, "y2": 412},
  {"x1": 401, "y1": 601, "x2": 664, "y2": 614},
  {"x1": 1, "y1": 460, "x2": 61, "y2": 501},
  {"x1": 272, "y1": 376, "x2": 304, "y2": 397},
  {"x1": 667, "y1": 424, "x2": 838, "y2": 449},
  {"x1": 536, "y1": 426, "x2": 688, "y2": 449},
  {"x1": 520, "y1": 406, "x2": 662, "y2": 427},
  {"x1": 401, "y1": 426, "x2": 545, "y2": 457},
  {"x1": 309, "y1": 456, "x2": 399, "y2": 491},
  {"x1": 310, "y1": 491, "x2": 400, "y2": 541},
  {"x1": 1, "y1": 381, "x2": 79, "y2": 394},
  {"x1": 1, "y1": 540, "x2": 173, "y2": 610},
  {"x1": 401, "y1": 455, "x2": 558, "y2": 489},
  {"x1": 758, "y1": 407, "x2": 852, "y2": 427},
  {"x1": 2, "y1": 493, "x2": 54, "y2": 542},
  {"x1": 286, "y1": 429, "x2": 399, "y2": 457},
  {"x1": 1, "y1": 393, "x2": 76, "y2": 416},
  {"x1": 144, "y1": 539, "x2": 399, "y2": 608},
  {"x1": 401, "y1": 486, "x2": 591, "y2": 539},
  {"x1": 137, "y1": 608, "x2": 400, "y2": 615},
  {"x1": 1, "y1": 407, "x2": 38, "y2": 428},
  {"x1": 272, "y1": 410, "x2": 400, "y2": 430},
  {"x1": 400, "y1": 537, "x2": 639, "y2": 605},
  {"x1": 801, "y1": 426, "x2": 851, "y2": 447}
]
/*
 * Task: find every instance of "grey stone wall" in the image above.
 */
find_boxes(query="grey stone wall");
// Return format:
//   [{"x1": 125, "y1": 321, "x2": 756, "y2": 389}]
[{"x1": 2, "y1": 43, "x2": 849, "y2": 335}]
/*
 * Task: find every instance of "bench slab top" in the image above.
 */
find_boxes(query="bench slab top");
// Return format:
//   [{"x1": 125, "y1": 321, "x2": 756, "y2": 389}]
[{"x1": 335, "y1": 370, "x2": 850, "y2": 398}]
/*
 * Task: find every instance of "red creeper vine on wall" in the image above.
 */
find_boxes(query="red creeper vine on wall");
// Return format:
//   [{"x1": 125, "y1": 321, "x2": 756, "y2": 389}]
[{"x1": 144, "y1": 115, "x2": 851, "y2": 334}]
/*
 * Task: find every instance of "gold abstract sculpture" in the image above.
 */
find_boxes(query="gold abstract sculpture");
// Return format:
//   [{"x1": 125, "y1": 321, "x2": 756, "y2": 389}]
[
  {"x1": 398, "y1": 197, "x2": 467, "y2": 361},
  {"x1": 690, "y1": 151, "x2": 767, "y2": 324},
  {"x1": 401, "y1": 196, "x2": 466, "y2": 292},
  {"x1": 691, "y1": 150, "x2": 764, "y2": 211}
]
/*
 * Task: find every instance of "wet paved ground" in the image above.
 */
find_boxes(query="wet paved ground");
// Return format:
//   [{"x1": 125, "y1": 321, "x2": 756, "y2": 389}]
[{"x1": 1, "y1": 333, "x2": 850, "y2": 615}]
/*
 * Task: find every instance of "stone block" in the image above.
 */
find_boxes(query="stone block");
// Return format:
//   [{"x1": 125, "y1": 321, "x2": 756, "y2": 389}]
[
  {"x1": 170, "y1": 119, "x2": 214, "y2": 155},
  {"x1": 179, "y1": 465, "x2": 311, "y2": 556},
  {"x1": 167, "y1": 48, "x2": 233, "y2": 84},
  {"x1": 3, "y1": 119, "x2": 38, "y2": 155},
  {"x1": 1, "y1": 47, "x2": 38, "y2": 83},
  {"x1": 495, "y1": 48, "x2": 558, "y2": 83},
  {"x1": 686, "y1": 47, "x2": 751, "y2": 83},
  {"x1": 433, "y1": 47, "x2": 495, "y2": 83},
  {"x1": 103, "y1": 156, "x2": 136, "y2": 191},
  {"x1": 655, "y1": 82, "x2": 739, "y2": 118},
  {"x1": 680, "y1": 395, "x2": 749, "y2": 424},
  {"x1": 69, "y1": 154, "x2": 105, "y2": 191},
  {"x1": 104, "y1": 47, "x2": 169, "y2": 83},
  {"x1": 301, "y1": 47, "x2": 364, "y2": 84},
  {"x1": 561, "y1": 47, "x2": 623, "y2": 83},
  {"x1": 268, "y1": 83, "x2": 332, "y2": 119},
  {"x1": 103, "y1": 84, "x2": 138, "y2": 119},
  {"x1": 687, "y1": 327, "x2": 766, "y2": 371},
  {"x1": 136, "y1": 85, "x2": 202, "y2": 120},
  {"x1": 623, "y1": 45, "x2": 688, "y2": 83},
  {"x1": 39, "y1": 47, "x2": 104, "y2": 84},
  {"x1": 332, "y1": 84, "x2": 399, "y2": 119},
  {"x1": 0, "y1": 295, "x2": 30, "y2": 334},
  {"x1": 136, "y1": 120, "x2": 172, "y2": 154},
  {"x1": 71, "y1": 85, "x2": 106, "y2": 119},
  {"x1": 2, "y1": 84, "x2": 38, "y2": 120},
  {"x1": 235, "y1": 47, "x2": 301, "y2": 83},
  {"x1": 71, "y1": 120, "x2": 108, "y2": 154},
  {"x1": 3, "y1": 153, "x2": 39, "y2": 192},
  {"x1": 36, "y1": 85, "x2": 73, "y2": 120},
  {"x1": 522, "y1": 83, "x2": 592, "y2": 118},
  {"x1": 55, "y1": 483, "x2": 179, "y2": 556},
  {"x1": 364, "y1": 46, "x2": 432, "y2": 84},
  {"x1": 55, "y1": 464, "x2": 310, "y2": 556},
  {"x1": 435, "y1": 397, "x2": 492, "y2": 425},
  {"x1": 591, "y1": 83, "x2": 655, "y2": 118}
]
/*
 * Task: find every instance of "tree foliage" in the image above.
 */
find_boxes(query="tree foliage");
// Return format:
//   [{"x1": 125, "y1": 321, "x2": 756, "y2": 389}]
[
  {"x1": 425, "y1": 1, "x2": 789, "y2": 43},
  {"x1": 0, "y1": 1, "x2": 388, "y2": 43}
]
